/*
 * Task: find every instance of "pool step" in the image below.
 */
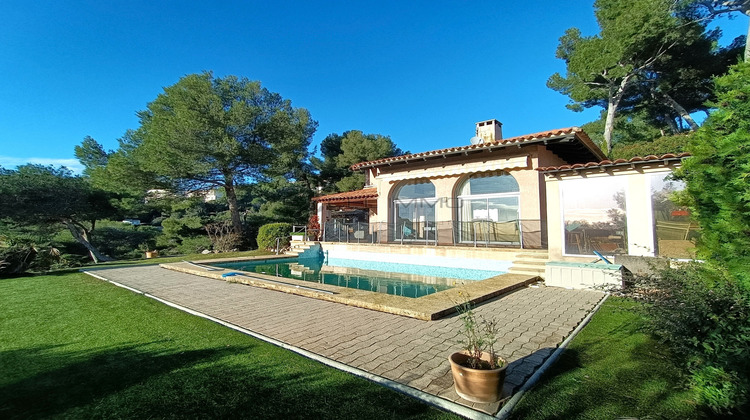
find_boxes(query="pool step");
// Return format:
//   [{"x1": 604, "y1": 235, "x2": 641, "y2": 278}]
[
  {"x1": 285, "y1": 241, "x2": 314, "y2": 255},
  {"x1": 286, "y1": 242, "x2": 322, "y2": 259},
  {"x1": 507, "y1": 252, "x2": 549, "y2": 278},
  {"x1": 288, "y1": 262, "x2": 316, "y2": 273}
]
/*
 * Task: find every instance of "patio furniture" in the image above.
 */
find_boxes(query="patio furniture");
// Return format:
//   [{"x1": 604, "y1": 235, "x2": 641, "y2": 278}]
[{"x1": 566, "y1": 231, "x2": 583, "y2": 254}]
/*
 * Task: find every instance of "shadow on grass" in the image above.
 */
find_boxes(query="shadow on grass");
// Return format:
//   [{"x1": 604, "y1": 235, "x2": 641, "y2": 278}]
[
  {"x1": 1, "y1": 342, "x2": 453, "y2": 419},
  {"x1": 508, "y1": 336, "x2": 695, "y2": 420},
  {"x1": 0, "y1": 342, "x2": 252, "y2": 419},
  {"x1": 502, "y1": 346, "x2": 582, "y2": 396}
]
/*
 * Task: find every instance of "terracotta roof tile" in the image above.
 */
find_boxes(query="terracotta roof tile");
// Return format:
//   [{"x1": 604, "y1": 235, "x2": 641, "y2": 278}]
[
  {"x1": 351, "y1": 127, "x2": 603, "y2": 170},
  {"x1": 312, "y1": 187, "x2": 378, "y2": 203},
  {"x1": 537, "y1": 152, "x2": 690, "y2": 173}
]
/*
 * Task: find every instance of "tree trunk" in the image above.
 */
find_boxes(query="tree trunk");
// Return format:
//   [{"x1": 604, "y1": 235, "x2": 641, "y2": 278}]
[
  {"x1": 223, "y1": 174, "x2": 244, "y2": 239},
  {"x1": 666, "y1": 115, "x2": 680, "y2": 134},
  {"x1": 603, "y1": 75, "x2": 632, "y2": 156},
  {"x1": 63, "y1": 220, "x2": 112, "y2": 263},
  {"x1": 659, "y1": 90, "x2": 700, "y2": 131},
  {"x1": 603, "y1": 99, "x2": 617, "y2": 157}
]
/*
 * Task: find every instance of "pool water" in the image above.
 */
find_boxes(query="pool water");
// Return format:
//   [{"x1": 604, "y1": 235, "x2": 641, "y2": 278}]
[
  {"x1": 326, "y1": 257, "x2": 505, "y2": 281},
  {"x1": 211, "y1": 257, "x2": 505, "y2": 298}
]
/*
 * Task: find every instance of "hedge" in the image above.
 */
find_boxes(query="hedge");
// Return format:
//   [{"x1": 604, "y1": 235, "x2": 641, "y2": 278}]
[{"x1": 256, "y1": 223, "x2": 292, "y2": 251}]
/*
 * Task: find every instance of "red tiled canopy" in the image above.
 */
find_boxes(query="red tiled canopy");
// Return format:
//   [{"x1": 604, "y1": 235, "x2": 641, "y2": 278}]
[
  {"x1": 537, "y1": 153, "x2": 690, "y2": 173},
  {"x1": 312, "y1": 187, "x2": 378, "y2": 206}
]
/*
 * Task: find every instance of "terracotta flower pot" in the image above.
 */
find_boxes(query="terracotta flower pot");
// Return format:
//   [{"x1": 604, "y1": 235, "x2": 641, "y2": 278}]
[{"x1": 448, "y1": 351, "x2": 507, "y2": 403}]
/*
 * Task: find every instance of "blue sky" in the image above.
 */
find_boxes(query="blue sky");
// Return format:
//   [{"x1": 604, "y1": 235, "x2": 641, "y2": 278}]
[{"x1": 1, "y1": 1, "x2": 747, "y2": 173}]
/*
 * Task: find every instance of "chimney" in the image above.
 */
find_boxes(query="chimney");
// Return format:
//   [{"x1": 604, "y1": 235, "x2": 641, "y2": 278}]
[{"x1": 475, "y1": 119, "x2": 503, "y2": 143}]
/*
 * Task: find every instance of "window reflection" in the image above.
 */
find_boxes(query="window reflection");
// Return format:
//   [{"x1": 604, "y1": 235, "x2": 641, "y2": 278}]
[
  {"x1": 457, "y1": 171, "x2": 520, "y2": 244},
  {"x1": 562, "y1": 177, "x2": 628, "y2": 255},
  {"x1": 392, "y1": 180, "x2": 437, "y2": 242},
  {"x1": 651, "y1": 173, "x2": 698, "y2": 258}
]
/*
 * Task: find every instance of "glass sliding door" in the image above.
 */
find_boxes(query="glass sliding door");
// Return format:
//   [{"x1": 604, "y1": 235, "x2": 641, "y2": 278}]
[
  {"x1": 392, "y1": 181, "x2": 437, "y2": 243},
  {"x1": 651, "y1": 173, "x2": 697, "y2": 258},
  {"x1": 458, "y1": 197, "x2": 520, "y2": 244},
  {"x1": 456, "y1": 172, "x2": 520, "y2": 244},
  {"x1": 489, "y1": 196, "x2": 520, "y2": 242}
]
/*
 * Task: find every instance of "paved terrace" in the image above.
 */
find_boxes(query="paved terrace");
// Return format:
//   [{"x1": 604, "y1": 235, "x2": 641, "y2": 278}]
[{"x1": 85, "y1": 265, "x2": 603, "y2": 417}]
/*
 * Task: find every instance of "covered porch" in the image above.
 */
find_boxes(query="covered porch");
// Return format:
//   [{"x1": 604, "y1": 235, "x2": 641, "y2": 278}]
[
  {"x1": 313, "y1": 187, "x2": 544, "y2": 249},
  {"x1": 313, "y1": 188, "x2": 379, "y2": 243}
]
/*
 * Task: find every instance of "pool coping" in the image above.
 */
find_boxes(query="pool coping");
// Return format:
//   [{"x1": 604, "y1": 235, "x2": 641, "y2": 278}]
[{"x1": 160, "y1": 255, "x2": 539, "y2": 320}]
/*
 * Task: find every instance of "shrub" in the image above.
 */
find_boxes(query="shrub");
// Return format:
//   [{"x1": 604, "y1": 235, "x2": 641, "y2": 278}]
[
  {"x1": 174, "y1": 236, "x2": 212, "y2": 255},
  {"x1": 692, "y1": 366, "x2": 746, "y2": 414},
  {"x1": 256, "y1": 223, "x2": 292, "y2": 251},
  {"x1": 306, "y1": 215, "x2": 321, "y2": 241},
  {"x1": 205, "y1": 221, "x2": 241, "y2": 253},
  {"x1": 623, "y1": 263, "x2": 750, "y2": 415},
  {"x1": 0, "y1": 243, "x2": 37, "y2": 276},
  {"x1": 677, "y1": 61, "x2": 750, "y2": 290},
  {"x1": 90, "y1": 222, "x2": 162, "y2": 260},
  {"x1": 0, "y1": 239, "x2": 66, "y2": 275},
  {"x1": 611, "y1": 133, "x2": 690, "y2": 160}
]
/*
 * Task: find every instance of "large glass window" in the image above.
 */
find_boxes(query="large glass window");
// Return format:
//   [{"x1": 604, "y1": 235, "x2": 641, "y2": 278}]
[
  {"x1": 392, "y1": 181, "x2": 437, "y2": 242},
  {"x1": 562, "y1": 177, "x2": 628, "y2": 256},
  {"x1": 651, "y1": 173, "x2": 698, "y2": 258},
  {"x1": 457, "y1": 172, "x2": 520, "y2": 244}
]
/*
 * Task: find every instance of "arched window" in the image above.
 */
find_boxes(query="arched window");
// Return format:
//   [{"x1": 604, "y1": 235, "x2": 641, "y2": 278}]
[
  {"x1": 458, "y1": 171, "x2": 519, "y2": 196},
  {"x1": 392, "y1": 180, "x2": 437, "y2": 242},
  {"x1": 395, "y1": 182, "x2": 436, "y2": 200},
  {"x1": 456, "y1": 172, "x2": 520, "y2": 244}
]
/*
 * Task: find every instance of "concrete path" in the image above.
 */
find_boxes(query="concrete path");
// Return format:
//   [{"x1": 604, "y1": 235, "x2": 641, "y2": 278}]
[{"x1": 85, "y1": 265, "x2": 604, "y2": 417}]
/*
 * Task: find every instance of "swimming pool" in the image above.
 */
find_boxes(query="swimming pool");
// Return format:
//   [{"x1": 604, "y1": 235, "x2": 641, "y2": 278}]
[{"x1": 210, "y1": 257, "x2": 505, "y2": 298}]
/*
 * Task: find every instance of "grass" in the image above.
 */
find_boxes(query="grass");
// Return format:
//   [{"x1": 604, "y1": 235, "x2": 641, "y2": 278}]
[
  {"x1": 3, "y1": 258, "x2": 703, "y2": 419},
  {"x1": 510, "y1": 297, "x2": 698, "y2": 420},
  {"x1": 41, "y1": 249, "x2": 275, "y2": 276},
  {"x1": 0, "y1": 271, "x2": 457, "y2": 419},
  {"x1": 98, "y1": 249, "x2": 276, "y2": 266}
]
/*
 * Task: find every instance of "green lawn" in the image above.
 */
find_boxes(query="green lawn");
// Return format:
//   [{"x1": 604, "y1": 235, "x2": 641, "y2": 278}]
[
  {"x1": 98, "y1": 249, "x2": 276, "y2": 266},
  {"x1": 1, "y1": 265, "x2": 701, "y2": 419},
  {"x1": 510, "y1": 297, "x2": 698, "y2": 420},
  {"x1": 0, "y1": 271, "x2": 457, "y2": 419}
]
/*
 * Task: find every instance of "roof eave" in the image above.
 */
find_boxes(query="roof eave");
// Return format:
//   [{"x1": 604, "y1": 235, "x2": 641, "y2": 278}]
[
  {"x1": 538, "y1": 153, "x2": 690, "y2": 175},
  {"x1": 351, "y1": 132, "x2": 597, "y2": 171}
]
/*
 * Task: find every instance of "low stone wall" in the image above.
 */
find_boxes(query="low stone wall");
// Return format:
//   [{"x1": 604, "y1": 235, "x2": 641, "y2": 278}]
[{"x1": 544, "y1": 261, "x2": 623, "y2": 290}]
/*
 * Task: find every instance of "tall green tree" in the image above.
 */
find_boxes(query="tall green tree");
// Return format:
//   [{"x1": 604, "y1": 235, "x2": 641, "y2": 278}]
[
  {"x1": 75, "y1": 133, "x2": 166, "y2": 221},
  {"x1": 244, "y1": 177, "x2": 315, "y2": 224},
  {"x1": 312, "y1": 130, "x2": 404, "y2": 192},
  {"x1": 637, "y1": 26, "x2": 743, "y2": 130},
  {"x1": 677, "y1": 61, "x2": 750, "y2": 288},
  {"x1": 680, "y1": 1, "x2": 750, "y2": 60},
  {"x1": 581, "y1": 28, "x2": 743, "y2": 152},
  {"x1": 548, "y1": 0, "x2": 728, "y2": 154},
  {"x1": 74, "y1": 136, "x2": 109, "y2": 177},
  {"x1": 0, "y1": 165, "x2": 115, "y2": 262},
  {"x1": 119, "y1": 73, "x2": 317, "y2": 241}
]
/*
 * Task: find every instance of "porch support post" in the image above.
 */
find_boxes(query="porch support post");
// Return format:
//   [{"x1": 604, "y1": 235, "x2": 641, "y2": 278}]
[{"x1": 317, "y1": 202, "x2": 327, "y2": 241}]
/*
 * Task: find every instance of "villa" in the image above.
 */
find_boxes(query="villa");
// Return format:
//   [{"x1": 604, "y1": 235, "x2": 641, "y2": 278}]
[{"x1": 313, "y1": 119, "x2": 695, "y2": 288}]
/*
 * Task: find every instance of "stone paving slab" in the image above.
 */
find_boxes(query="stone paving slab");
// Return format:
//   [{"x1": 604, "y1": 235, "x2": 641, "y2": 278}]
[{"x1": 85, "y1": 265, "x2": 604, "y2": 416}]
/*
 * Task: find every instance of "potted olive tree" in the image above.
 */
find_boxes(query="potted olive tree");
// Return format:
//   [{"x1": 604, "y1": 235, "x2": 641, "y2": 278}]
[{"x1": 448, "y1": 295, "x2": 507, "y2": 403}]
